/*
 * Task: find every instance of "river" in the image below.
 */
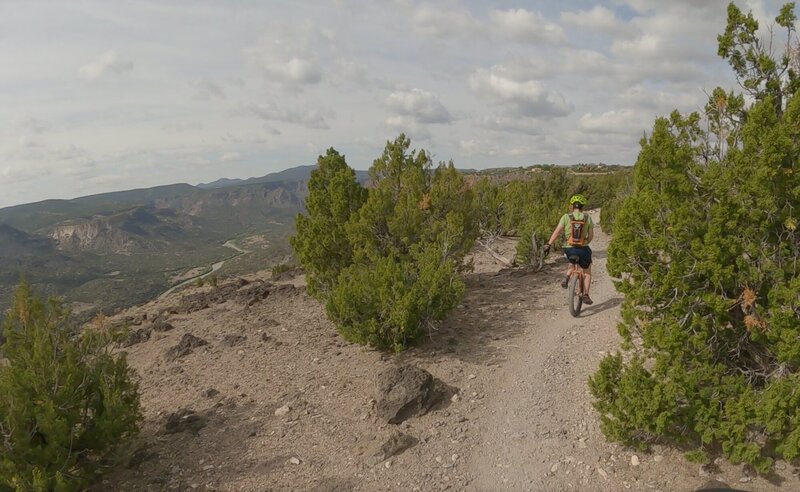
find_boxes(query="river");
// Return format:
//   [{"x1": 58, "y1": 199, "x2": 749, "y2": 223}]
[{"x1": 161, "y1": 240, "x2": 248, "y2": 297}]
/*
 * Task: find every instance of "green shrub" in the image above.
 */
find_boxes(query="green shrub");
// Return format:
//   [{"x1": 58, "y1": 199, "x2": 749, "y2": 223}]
[
  {"x1": 0, "y1": 282, "x2": 141, "y2": 490},
  {"x1": 271, "y1": 262, "x2": 296, "y2": 278},
  {"x1": 292, "y1": 135, "x2": 477, "y2": 351},
  {"x1": 590, "y1": 2, "x2": 800, "y2": 473}
]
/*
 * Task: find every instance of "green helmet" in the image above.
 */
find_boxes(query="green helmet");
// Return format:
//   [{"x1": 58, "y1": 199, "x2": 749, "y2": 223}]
[{"x1": 569, "y1": 194, "x2": 587, "y2": 206}]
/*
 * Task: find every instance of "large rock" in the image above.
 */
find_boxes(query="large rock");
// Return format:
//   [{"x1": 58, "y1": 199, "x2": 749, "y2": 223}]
[
  {"x1": 166, "y1": 333, "x2": 208, "y2": 361},
  {"x1": 123, "y1": 328, "x2": 151, "y2": 347},
  {"x1": 375, "y1": 365, "x2": 448, "y2": 424},
  {"x1": 367, "y1": 431, "x2": 418, "y2": 466}
]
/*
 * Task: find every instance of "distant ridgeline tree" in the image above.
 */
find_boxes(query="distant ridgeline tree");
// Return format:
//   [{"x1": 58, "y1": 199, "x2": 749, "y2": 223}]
[
  {"x1": 0, "y1": 282, "x2": 141, "y2": 490},
  {"x1": 292, "y1": 135, "x2": 478, "y2": 351},
  {"x1": 590, "y1": 2, "x2": 800, "y2": 472}
]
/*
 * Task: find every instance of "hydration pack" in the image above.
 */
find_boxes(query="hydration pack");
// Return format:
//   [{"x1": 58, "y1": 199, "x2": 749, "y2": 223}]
[{"x1": 567, "y1": 213, "x2": 587, "y2": 246}]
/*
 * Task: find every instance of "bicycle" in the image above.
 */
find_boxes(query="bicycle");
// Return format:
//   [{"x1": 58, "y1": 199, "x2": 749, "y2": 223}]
[{"x1": 565, "y1": 254, "x2": 586, "y2": 317}]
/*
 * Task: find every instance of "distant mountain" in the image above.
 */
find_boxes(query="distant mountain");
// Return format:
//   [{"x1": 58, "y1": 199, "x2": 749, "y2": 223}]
[
  {"x1": 0, "y1": 174, "x2": 313, "y2": 317},
  {"x1": 197, "y1": 165, "x2": 370, "y2": 190}
]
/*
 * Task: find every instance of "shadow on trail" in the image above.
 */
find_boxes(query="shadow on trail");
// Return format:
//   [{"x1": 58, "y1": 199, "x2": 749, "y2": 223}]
[
  {"x1": 579, "y1": 296, "x2": 622, "y2": 317},
  {"x1": 401, "y1": 263, "x2": 561, "y2": 366}
]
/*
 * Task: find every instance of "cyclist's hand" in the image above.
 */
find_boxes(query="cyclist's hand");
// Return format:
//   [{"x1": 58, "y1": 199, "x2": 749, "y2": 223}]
[{"x1": 543, "y1": 243, "x2": 551, "y2": 255}]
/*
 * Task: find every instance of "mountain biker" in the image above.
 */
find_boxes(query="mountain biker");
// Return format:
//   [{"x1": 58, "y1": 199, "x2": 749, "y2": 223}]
[{"x1": 543, "y1": 194, "x2": 594, "y2": 305}]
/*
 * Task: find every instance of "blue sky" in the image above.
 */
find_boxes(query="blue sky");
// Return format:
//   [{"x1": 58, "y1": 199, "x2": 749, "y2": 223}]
[{"x1": 0, "y1": 0, "x2": 795, "y2": 207}]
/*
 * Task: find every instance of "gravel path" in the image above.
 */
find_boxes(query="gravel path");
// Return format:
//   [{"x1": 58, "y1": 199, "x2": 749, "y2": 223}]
[{"x1": 465, "y1": 212, "x2": 795, "y2": 492}]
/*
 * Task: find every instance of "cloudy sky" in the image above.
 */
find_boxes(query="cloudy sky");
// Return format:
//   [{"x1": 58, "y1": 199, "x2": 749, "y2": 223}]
[{"x1": 0, "y1": 0, "x2": 794, "y2": 207}]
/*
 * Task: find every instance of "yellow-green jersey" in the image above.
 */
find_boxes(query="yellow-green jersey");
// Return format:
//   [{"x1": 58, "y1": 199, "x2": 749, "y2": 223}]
[{"x1": 558, "y1": 211, "x2": 593, "y2": 247}]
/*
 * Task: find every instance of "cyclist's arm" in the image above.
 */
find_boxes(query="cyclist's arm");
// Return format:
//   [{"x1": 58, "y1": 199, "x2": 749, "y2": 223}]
[{"x1": 547, "y1": 223, "x2": 564, "y2": 247}]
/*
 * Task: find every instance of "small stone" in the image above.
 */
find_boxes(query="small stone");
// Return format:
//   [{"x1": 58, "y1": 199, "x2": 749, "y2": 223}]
[
  {"x1": 451, "y1": 454, "x2": 459, "y2": 462},
  {"x1": 597, "y1": 467, "x2": 608, "y2": 480},
  {"x1": 202, "y1": 465, "x2": 214, "y2": 471},
  {"x1": 739, "y1": 477, "x2": 752, "y2": 483},
  {"x1": 237, "y1": 350, "x2": 244, "y2": 356},
  {"x1": 630, "y1": 455, "x2": 640, "y2": 467},
  {"x1": 313, "y1": 357, "x2": 320, "y2": 363},
  {"x1": 653, "y1": 455, "x2": 664, "y2": 463},
  {"x1": 274, "y1": 405, "x2": 290, "y2": 416},
  {"x1": 699, "y1": 465, "x2": 711, "y2": 478},
  {"x1": 200, "y1": 388, "x2": 219, "y2": 398},
  {"x1": 468, "y1": 374, "x2": 476, "y2": 380},
  {"x1": 384, "y1": 460, "x2": 392, "y2": 468},
  {"x1": 288, "y1": 457, "x2": 301, "y2": 465},
  {"x1": 451, "y1": 394, "x2": 460, "y2": 403},
  {"x1": 551, "y1": 463, "x2": 559, "y2": 473},
  {"x1": 435, "y1": 456, "x2": 443, "y2": 464}
]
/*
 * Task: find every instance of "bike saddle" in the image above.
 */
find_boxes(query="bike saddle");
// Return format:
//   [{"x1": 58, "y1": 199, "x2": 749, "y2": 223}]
[{"x1": 567, "y1": 255, "x2": 581, "y2": 264}]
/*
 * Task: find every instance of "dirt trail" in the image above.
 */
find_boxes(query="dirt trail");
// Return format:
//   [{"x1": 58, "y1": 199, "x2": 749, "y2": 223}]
[
  {"x1": 104, "y1": 212, "x2": 799, "y2": 491},
  {"x1": 463, "y1": 212, "x2": 792, "y2": 491}
]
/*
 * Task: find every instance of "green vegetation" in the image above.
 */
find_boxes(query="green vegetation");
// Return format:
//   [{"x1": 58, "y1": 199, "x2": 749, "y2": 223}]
[
  {"x1": 471, "y1": 166, "x2": 631, "y2": 266},
  {"x1": 0, "y1": 283, "x2": 141, "y2": 489},
  {"x1": 293, "y1": 136, "x2": 478, "y2": 351},
  {"x1": 590, "y1": 2, "x2": 800, "y2": 472}
]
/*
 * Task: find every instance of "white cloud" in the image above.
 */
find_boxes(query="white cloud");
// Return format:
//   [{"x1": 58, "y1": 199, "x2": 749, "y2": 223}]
[
  {"x1": 489, "y1": 9, "x2": 565, "y2": 44},
  {"x1": 79, "y1": 50, "x2": 133, "y2": 80},
  {"x1": 478, "y1": 115, "x2": 542, "y2": 135},
  {"x1": 412, "y1": 4, "x2": 483, "y2": 39},
  {"x1": 245, "y1": 102, "x2": 334, "y2": 130},
  {"x1": 469, "y1": 68, "x2": 573, "y2": 118},
  {"x1": 244, "y1": 23, "x2": 334, "y2": 89},
  {"x1": 221, "y1": 152, "x2": 242, "y2": 162},
  {"x1": 560, "y1": 5, "x2": 623, "y2": 32},
  {"x1": 386, "y1": 88, "x2": 452, "y2": 124},
  {"x1": 578, "y1": 109, "x2": 652, "y2": 134},
  {"x1": 386, "y1": 115, "x2": 432, "y2": 141}
]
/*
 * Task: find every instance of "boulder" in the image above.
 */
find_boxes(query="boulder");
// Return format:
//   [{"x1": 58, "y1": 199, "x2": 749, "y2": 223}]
[
  {"x1": 376, "y1": 365, "x2": 449, "y2": 424},
  {"x1": 151, "y1": 315, "x2": 174, "y2": 332},
  {"x1": 166, "y1": 333, "x2": 208, "y2": 361},
  {"x1": 123, "y1": 328, "x2": 151, "y2": 347}
]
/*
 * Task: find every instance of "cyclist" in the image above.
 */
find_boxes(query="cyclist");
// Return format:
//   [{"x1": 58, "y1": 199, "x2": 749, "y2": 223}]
[{"x1": 543, "y1": 194, "x2": 594, "y2": 305}]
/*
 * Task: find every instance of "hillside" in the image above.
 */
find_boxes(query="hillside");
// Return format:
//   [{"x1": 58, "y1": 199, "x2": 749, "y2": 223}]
[
  {"x1": 0, "y1": 163, "x2": 627, "y2": 318},
  {"x1": 98, "y1": 214, "x2": 791, "y2": 491},
  {"x1": 0, "y1": 179, "x2": 308, "y2": 317}
]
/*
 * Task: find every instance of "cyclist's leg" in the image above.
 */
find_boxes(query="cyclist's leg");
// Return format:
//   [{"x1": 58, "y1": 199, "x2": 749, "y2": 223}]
[
  {"x1": 583, "y1": 264, "x2": 592, "y2": 296},
  {"x1": 561, "y1": 249, "x2": 573, "y2": 288}
]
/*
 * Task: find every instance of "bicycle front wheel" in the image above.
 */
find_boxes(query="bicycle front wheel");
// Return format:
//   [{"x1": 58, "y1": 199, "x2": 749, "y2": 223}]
[{"x1": 567, "y1": 274, "x2": 582, "y2": 317}]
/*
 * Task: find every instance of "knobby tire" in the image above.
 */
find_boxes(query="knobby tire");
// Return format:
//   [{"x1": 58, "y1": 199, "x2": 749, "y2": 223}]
[{"x1": 568, "y1": 273, "x2": 582, "y2": 317}]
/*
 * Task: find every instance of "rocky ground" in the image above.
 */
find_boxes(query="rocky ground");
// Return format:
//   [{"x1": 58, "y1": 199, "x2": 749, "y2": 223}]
[{"x1": 100, "y1": 212, "x2": 800, "y2": 491}]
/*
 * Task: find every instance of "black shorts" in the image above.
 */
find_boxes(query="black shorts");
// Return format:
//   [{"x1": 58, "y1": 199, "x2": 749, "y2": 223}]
[{"x1": 563, "y1": 246, "x2": 592, "y2": 269}]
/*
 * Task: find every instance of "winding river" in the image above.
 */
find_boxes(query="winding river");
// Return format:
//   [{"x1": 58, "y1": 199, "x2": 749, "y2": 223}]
[{"x1": 161, "y1": 240, "x2": 248, "y2": 297}]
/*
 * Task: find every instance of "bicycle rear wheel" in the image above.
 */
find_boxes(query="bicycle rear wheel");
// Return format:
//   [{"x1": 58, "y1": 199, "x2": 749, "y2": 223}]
[{"x1": 567, "y1": 274, "x2": 582, "y2": 317}]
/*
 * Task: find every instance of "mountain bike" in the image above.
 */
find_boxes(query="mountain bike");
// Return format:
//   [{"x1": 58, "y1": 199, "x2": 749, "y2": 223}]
[{"x1": 566, "y1": 254, "x2": 586, "y2": 317}]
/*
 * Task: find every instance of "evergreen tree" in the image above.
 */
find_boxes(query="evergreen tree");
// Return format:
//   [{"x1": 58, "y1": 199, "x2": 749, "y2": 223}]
[
  {"x1": 292, "y1": 135, "x2": 477, "y2": 351},
  {"x1": 290, "y1": 148, "x2": 366, "y2": 298},
  {"x1": 0, "y1": 282, "x2": 141, "y2": 490},
  {"x1": 590, "y1": 2, "x2": 800, "y2": 472}
]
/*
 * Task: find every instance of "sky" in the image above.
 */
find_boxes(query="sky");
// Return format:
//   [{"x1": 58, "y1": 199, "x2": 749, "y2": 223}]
[{"x1": 0, "y1": 0, "x2": 795, "y2": 207}]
